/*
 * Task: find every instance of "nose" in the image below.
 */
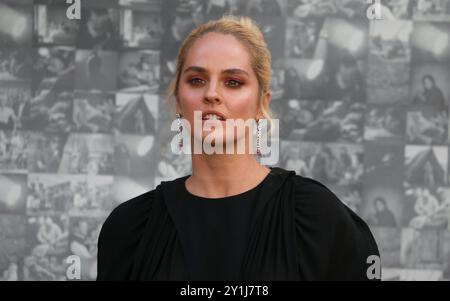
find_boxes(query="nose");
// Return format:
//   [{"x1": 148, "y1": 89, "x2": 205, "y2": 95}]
[{"x1": 203, "y1": 80, "x2": 222, "y2": 105}]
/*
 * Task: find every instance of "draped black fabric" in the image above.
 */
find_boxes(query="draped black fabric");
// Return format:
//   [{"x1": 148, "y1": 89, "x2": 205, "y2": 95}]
[
  {"x1": 170, "y1": 174, "x2": 263, "y2": 281},
  {"x1": 97, "y1": 167, "x2": 380, "y2": 281}
]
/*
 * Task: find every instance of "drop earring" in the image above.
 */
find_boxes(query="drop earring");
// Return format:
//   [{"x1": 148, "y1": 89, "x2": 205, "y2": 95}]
[
  {"x1": 176, "y1": 113, "x2": 183, "y2": 151},
  {"x1": 256, "y1": 119, "x2": 262, "y2": 156}
]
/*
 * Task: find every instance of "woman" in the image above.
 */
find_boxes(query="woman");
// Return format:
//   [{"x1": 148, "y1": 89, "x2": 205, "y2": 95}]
[
  {"x1": 368, "y1": 197, "x2": 397, "y2": 228},
  {"x1": 97, "y1": 16, "x2": 379, "y2": 281},
  {"x1": 422, "y1": 75, "x2": 446, "y2": 108}
]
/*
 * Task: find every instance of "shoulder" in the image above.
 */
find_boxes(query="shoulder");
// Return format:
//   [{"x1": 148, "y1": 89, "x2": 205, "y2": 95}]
[
  {"x1": 98, "y1": 173, "x2": 187, "y2": 240},
  {"x1": 97, "y1": 189, "x2": 157, "y2": 280},
  {"x1": 99, "y1": 189, "x2": 156, "y2": 244},
  {"x1": 292, "y1": 173, "x2": 374, "y2": 237},
  {"x1": 290, "y1": 174, "x2": 380, "y2": 280},
  {"x1": 291, "y1": 175, "x2": 350, "y2": 220}
]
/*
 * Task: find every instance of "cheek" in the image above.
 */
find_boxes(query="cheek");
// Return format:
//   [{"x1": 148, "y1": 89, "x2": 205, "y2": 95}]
[
  {"x1": 179, "y1": 85, "x2": 202, "y2": 106},
  {"x1": 224, "y1": 88, "x2": 259, "y2": 118},
  {"x1": 178, "y1": 85, "x2": 203, "y2": 117},
  {"x1": 227, "y1": 100, "x2": 253, "y2": 117}
]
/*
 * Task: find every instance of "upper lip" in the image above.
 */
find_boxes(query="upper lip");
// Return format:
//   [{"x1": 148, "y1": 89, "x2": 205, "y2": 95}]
[{"x1": 202, "y1": 110, "x2": 226, "y2": 120}]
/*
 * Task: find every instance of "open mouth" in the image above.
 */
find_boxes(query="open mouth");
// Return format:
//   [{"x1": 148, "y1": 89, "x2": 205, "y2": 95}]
[{"x1": 202, "y1": 112, "x2": 226, "y2": 121}]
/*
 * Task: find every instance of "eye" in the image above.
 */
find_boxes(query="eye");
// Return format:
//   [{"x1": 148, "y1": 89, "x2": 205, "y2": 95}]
[
  {"x1": 225, "y1": 79, "x2": 243, "y2": 88},
  {"x1": 188, "y1": 78, "x2": 205, "y2": 86}
]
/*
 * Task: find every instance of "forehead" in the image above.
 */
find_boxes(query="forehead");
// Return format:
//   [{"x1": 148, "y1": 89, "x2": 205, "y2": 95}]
[{"x1": 184, "y1": 32, "x2": 253, "y2": 73}]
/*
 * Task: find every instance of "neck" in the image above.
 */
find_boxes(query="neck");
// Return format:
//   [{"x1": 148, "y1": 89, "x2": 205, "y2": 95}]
[{"x1": 186, "y1": 153, "x2": 270, "y2": 198}]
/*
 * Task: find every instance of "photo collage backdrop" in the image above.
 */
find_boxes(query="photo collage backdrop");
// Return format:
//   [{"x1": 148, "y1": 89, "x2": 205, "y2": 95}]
[{"x1": 0, "y1": 0, "x2": 450, "y2": 281}]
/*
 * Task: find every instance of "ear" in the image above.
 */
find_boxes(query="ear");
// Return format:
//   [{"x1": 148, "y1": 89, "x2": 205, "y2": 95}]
[{"x1": 257, "y1": 91, "x2": 272, "y2": 120}]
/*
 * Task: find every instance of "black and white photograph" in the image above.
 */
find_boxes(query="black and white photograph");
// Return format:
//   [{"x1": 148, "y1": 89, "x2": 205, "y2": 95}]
[
  {"x1": 285, "y1": 17, "x2": 325, "y2": 59},
  {"x1": 24, "y1": 213, "x2": 69, "y2": 281},
  {"x1": 27, "y1": 173, "x2": 114, "y2": 218},
  {"x1": 324, "y1": 18, "x2": 368, "y2": 103},
  {"x1": 69, "y1": 217, "x2": 104, "y2": 280},
  {"x1": 378, "y1": 0, "x2": 414, "y2": 19},
  {"x1": 0, "y1": 82, "x2": 32, "y2": 131},
  {"x1": 77, "y1": 5, "x2": 121, "y2": 50},
  {"x1": 253, "y1": 16, "x2": 286, "y2": 60},
  {"x1": 33, "y1": 46, "x2": 75, "y2": 90},
  {"x1": 65, "y1": 175, "x2": 114, "y2": 218},
  {"x1": 413, "y1": 0, "x2": 450, "y2": 21},
  {"x1": 58, "y1": 133, "x2": 114, "y2": 175},
  {"x1": 159, "y1": 0, "x2": 204, "y2": 90},
  {"x1": 120, "y1": 0, "x2": 163, "y2": 49},
  {"x1": 0, "y1": 1, "x2": 33, "y2": 48},
  {"x1": 114, "y1": 93, "x2": 158, "y2": 135},
  {"x1": 74, "y1": 50, "x2": 118, "y2": 92},
  {"x1": 27, "y1": 173, "x2": 70, "y2": 215},
  {"x1": 362, "y1": 185, "x2": 404, "y2": 229},
  {"x1": 364, "y1": 105, "x2": 406, "y2": 145},
  {"x1": 271, "y1": 58, "x2": 326, "y2": 100},
  {"x1": 406, "y1": 105, "x2": 448, "y2": 145},
  {"x1": 34, "y1": 2, "x2": 80, "y2": 46},
  {"x1": 0, "y1": 130, "x2": 29, "y2": 172},
  {"x1": 115, "y1": 134, "x2": 156, "y2": 179},
  {"x1": 0, "y1": 48, "x2": 33, "y2": 82},
  {"x1": 269, "y1": 60, "x2": 286, "y2": 101},
  {"x1": 286, "y1": 0, "x2": 367, "y2": 19},
  {"x1": 118, "y1": 50, "x2": 160, "y2": 93},
  {"x1": 27, "y1": 132, "x2": 67, "y2": 173},
  {"x1": 73, "y1": 91, "x2": 115, "y2": 133},
  {"x1": 367, "y1": 20, "x2": 412, "y2": 104},
  {"x1": 404, "y1": 145, "x2": 448, "y2": 187},
  {"x1": 401, "y1": 224, "x2": 449, "y2": 271},
  {"x1": 412, "y1": 21, "x2": 450, "y2": 63},
  {"x1": 0, "y1": 172, "x2": 28, "y2": 214},
  {"x1": 363, "y1": 143, "x2": 404, "y2": 186},
  {"x1": 410, "y1": 62, "x2": 450, "y2": 107},
  {"x1": 203, "y1": 0, "x2": 247, "y2": 20},
  {"x1": 25, "y1": 88, "x2": 73, "y2": 133},
  {"x1": 274, "y1": 99, "x2": 365, "y2": 143},
  {"x1": 370, "y1": 227, "x2": 402, "y2": 268},
  {"x1": 0, "y1": 214, "x2": 26, "y2": 281},
  {"x1": 281, "y1": 140, "x2": 363, "y2": 186},
  {"x1": 403, "y1": 186, "x2": 450, "y2": 229},
  {"x1": 242, "y1": 0, "x2": 285, "y2": 17}
]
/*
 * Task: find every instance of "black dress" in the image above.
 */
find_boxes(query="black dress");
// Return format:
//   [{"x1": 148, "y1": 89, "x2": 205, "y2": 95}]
[
  {"x1": 173, "y1": 172, "x2": 263, "y2": 281},
  {"x1": 97, "y1": 167, "x2": 380, "y2": 281}
]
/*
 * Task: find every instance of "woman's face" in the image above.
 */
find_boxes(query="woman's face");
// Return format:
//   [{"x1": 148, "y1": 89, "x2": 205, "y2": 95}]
[{"x1": 177, "y1": 32, "x2": 267, "y2": 151}]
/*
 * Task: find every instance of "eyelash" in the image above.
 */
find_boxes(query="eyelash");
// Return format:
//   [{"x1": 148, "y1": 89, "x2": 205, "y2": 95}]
[
  {"x1": 226, "y1": 79, "x2": 243, "y2": 88},
  {"x1": 188, "y1": 78, "x2": 205, "y2": 86},
  {"x1": 187, "y1": 78, "x2": 244, "y2": 88}
]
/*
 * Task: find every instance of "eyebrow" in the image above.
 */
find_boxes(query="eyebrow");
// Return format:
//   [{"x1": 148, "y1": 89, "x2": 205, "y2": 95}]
[{"x1": 182, "y1": 66, "x2": 250, "y2": 77}]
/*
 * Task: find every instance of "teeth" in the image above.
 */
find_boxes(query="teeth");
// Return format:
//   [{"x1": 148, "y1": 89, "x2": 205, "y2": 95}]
[{"x1": 203, "y1": 114, "x2": 223, "y2": 120}]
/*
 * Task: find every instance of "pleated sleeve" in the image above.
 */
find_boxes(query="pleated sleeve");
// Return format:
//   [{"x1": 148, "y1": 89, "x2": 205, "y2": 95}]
[
  {"x1": 294, "y1": 176, "x2": 380, "y2": 281},
  {"x1": 96, "y1": 190, "x2": 155, "y2": 281}
]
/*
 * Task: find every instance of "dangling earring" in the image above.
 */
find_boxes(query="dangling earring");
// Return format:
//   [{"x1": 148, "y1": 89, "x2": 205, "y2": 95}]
[
  {"x1": 256, "y1": 119, "x2": 262, "y2": 156},
  {"x1": 176, "y1": 113, "x2": 183, "y2": 151}
]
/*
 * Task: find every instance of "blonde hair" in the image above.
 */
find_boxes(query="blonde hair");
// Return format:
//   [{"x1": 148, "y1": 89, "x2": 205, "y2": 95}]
[{"x1": 167, "y1": 15, "x2": 273, "y2": 122}]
